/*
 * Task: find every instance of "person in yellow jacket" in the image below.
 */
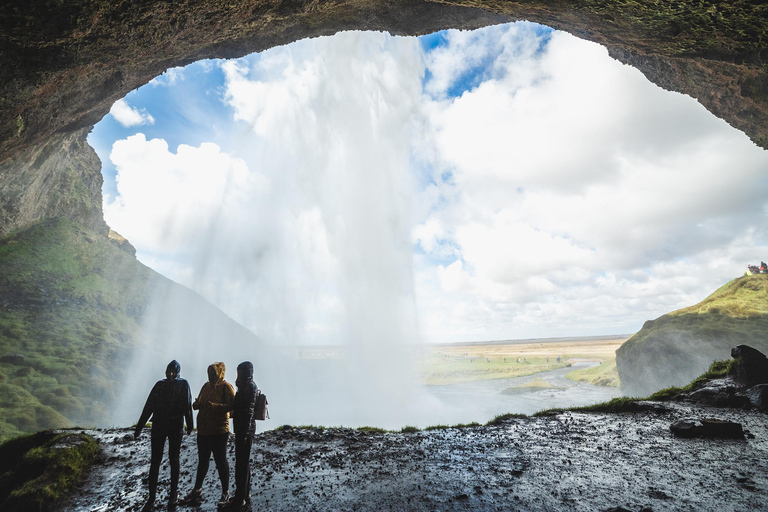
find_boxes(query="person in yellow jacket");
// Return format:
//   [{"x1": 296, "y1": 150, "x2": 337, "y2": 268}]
[{"x1": 180, "y1": 362, "x2": 235, "y2": 506}]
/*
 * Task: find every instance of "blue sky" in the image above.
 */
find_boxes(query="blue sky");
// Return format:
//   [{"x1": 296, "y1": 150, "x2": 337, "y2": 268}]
[{"x1": 89, "y1": 23, "x2": 768, "y2": 345}]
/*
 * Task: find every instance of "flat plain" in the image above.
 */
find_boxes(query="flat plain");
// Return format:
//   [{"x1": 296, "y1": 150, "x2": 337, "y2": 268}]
[{"x1": 419, "y1": 336, "x2": 628, "y2": 386}]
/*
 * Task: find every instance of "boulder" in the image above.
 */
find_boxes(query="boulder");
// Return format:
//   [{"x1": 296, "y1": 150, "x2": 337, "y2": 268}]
[
  {"x1": 670, "y1": 418, "x2": 744, "y2": 439},
  {"x1": 729, "y1": 345, "x2": 768, "y2": 387},
  {"x1": 747, "y1": 384, "x2": 768, "y2": 412}
]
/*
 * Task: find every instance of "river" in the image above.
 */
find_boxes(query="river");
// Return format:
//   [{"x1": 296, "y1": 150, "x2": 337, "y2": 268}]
[{"x1": 421, "y1": 362, "x2": 623, "y2": 425}]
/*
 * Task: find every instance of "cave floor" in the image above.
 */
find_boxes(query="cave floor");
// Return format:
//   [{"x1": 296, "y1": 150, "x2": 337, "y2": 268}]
[{"x1": 55, "y1": 402, "x2": 768, "y2": 512}]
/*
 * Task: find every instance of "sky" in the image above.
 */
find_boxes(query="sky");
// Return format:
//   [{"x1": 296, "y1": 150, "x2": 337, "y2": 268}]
[{"x1": 88, "y1": 22, "x2": 768, "y2": 346}]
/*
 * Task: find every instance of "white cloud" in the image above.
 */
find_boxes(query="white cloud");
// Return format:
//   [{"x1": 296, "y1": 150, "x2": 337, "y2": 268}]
[
  {"x1": 412, "y1": 25, "x2": 768, "y2": 342},
  {"x1": 109, "y1": 99, "x2": 155, "y2": 127}
]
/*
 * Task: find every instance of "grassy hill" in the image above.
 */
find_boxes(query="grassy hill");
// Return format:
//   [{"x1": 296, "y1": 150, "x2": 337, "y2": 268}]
[
  {"x1": 0, "y1": 217, "x2": 270, "y2": 441},
  {"x1": 616, "y1": 274, "x2": 768, "y2": 396}
]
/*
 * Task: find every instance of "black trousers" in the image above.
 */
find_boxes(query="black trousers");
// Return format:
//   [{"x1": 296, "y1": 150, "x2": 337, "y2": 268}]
[
  {"x1": 193, "y1": 433, "x2": 230, "y2": 492},
  {"x1": 148, "y1": 427, "x2": 183, "y2": 500},
  {"x1": 233, "y1": 432, "x2": 253, "y2": 502}
]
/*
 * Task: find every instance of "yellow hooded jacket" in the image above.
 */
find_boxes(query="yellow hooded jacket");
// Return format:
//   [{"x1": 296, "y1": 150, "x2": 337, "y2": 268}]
[{"x1": 193, "y1": 362, "x2": 235, "y2": 436}]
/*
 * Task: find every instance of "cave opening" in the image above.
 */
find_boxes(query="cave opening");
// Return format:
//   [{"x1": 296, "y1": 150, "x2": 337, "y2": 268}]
[{"x1": 85, "y1": 22, "x2": 768, "y2": 429}]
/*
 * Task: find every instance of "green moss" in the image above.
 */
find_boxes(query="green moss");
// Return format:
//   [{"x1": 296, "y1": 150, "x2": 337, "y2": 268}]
[
  {"x1": 485, "y1": 413, "x2": 527, "y2": 426},
  {"x1": 356, "y1": 426, "x2": 387, "y2": 433},
  {"x1": 0, "y1": 430, "x2": 98, "y2": 512},
  {"x1": 424, "y1": 422, "x2": 481, "y2": 431},
  {"x1": 400, "y1": 425, "x2": 420, "y2": 433}
]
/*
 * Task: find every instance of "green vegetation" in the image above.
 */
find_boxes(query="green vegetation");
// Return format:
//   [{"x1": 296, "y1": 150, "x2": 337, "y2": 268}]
[
  {"x1": 0, "y1": 430, "x2": 98, "y2": 512},
  {"x1": 616, "y1": 275, "x2": 768, "y2": 395},
  {"x1": 566, "y1": 358, "x2": 620, "y2": 388},
  {"x1": 485, "y1": 413, "x2": 527, "y2": 426},
  {"x1": 0, "y1": 218, "x2": 154, "y2": 440},
  {"x1": 400, "y1": 425, "x2": 420, "y2": 433},
  {"x1": 356, "y1": 426, "x2": 387, "y2": 434}
]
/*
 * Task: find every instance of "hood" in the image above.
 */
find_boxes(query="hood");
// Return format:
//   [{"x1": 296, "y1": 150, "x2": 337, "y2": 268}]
[
  {"x1": 236, "y1": 361, "x2": 254, "y2": 388},
  {"x1": 208, "y1": 362, "x2": 226, "y2": 385},
  {"x1": 166, "y1": 360, "x2": 181, "y2": 380}
]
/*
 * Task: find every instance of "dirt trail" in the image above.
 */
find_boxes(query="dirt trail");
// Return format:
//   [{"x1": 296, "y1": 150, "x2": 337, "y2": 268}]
[{"x1": 56, "y1": 401, "x2": 767, "y2": 512}]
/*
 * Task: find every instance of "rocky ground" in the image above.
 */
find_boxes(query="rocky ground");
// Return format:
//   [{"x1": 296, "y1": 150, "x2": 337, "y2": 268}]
[{"x1": 54, "y1": 380, "x2": 767, "y2": 512}]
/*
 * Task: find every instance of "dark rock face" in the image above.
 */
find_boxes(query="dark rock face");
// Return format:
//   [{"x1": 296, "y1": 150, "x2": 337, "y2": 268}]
[
  {"x1": 0, "y1": 1, "x2": 767, "y2": 238},
  {"x1": 0, "y1": 128, "x2": 106, "y2": 238},
  {"x1": 730, "y1": 345, "x2": 768, "y2": 388},
  {"x1": 747, "y1": 384, "x2": 768, "y2": 412},
  {"x1": 685, "y1": 379, "x2": 753, "y2": 409}
]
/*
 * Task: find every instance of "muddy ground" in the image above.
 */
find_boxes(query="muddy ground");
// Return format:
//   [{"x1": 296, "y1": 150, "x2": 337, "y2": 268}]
[{"x1": 55, "y1": 399, "x2": 767, "y2": 512}]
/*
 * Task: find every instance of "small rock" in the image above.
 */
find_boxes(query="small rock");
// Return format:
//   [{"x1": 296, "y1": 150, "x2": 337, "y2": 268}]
[
  {"x1": 747, "y1": 384, "x2": 768, "y2": 412},
  {"x1": 670, "y1": 418, "x2": 744, "y2": 439}
]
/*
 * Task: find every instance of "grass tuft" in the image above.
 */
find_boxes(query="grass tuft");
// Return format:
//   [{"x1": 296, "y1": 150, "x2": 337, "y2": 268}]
[
  {"x1": 356, "y1": 426, "x2": 387, "y2": 433},
  {"x1": 485, "y1": 413, "x2": 527, "y2": 426}
]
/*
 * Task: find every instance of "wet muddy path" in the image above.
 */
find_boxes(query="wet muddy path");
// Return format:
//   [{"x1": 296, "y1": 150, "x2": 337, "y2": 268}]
[{"x1": 56, "y1": 400, "x2": 767, "y2": 512}]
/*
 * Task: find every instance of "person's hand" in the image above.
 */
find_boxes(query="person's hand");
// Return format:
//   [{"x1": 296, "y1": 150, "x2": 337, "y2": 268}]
[{"x1": 192, "y1": 401, "x2": 199, "y2": 411}]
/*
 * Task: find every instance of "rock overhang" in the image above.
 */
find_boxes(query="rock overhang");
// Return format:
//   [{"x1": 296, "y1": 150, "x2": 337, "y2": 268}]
[{"x1": 1, "y1": 0, "x2": 767, "y2": 233}]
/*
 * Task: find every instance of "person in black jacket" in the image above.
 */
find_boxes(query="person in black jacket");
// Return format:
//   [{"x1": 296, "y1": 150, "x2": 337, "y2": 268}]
[
  {"x1": 134, "y1": 360, "x2": 194, "y2": 511},
  {"x1": 223, "y1": 361, "x2": 259, "y2": 510}
]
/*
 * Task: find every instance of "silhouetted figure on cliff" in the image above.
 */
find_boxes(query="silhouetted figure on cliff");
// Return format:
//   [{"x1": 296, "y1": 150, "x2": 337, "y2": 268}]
[
  {"x1": 134, "y1": 360, "x2": 193, "y2": 511},
  {"x1": 222, "y1": 361, "x2": 259, "y2": 510},
  {"x1": 181, "y1": 362, "x2": 235, "y2": 507}
]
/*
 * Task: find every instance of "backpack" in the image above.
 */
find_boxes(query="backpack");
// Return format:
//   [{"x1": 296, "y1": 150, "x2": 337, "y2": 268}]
[{"x1": 255, "y1": 391, "x2": 269, "y2": 420}]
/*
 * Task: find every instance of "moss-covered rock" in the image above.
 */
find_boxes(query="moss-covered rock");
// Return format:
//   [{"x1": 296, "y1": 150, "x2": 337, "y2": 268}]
[{"x1": 0, "y1": 430, "x2": 98, "y2": 512}]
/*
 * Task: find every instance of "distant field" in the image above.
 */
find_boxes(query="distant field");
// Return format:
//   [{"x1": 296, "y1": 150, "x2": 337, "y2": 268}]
[{"x1": 419, "y1": 337, "x2": 627, "y2": 386}]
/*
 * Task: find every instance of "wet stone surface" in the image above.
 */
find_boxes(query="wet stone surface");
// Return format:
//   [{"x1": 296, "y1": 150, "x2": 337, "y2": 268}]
[{"x1": 56, "y1": 402, "x2": 767, "y2": 511}]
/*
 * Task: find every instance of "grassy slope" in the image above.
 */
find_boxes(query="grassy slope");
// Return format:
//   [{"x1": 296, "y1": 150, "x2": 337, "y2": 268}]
[
  {"x1": 0, "y1": 217, "x2": 267, "y2": 442},
  {"x1": 616, "y1": 274, "x2": 768, "y2": 396}
]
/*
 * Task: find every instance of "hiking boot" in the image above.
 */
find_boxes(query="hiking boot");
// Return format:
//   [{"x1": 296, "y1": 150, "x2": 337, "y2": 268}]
[
  {"x1": 220, "y1": 497, "x2": 247, "y2": 510},
  {"x1": 168, "y1": 491, "x2": 180, "y2": 508},
  {"x1": 180, "y1": 488, "x2": 203, "y2": 505},
  {"x1": 217, "y1": 491, "x2": 230, "y2": 506}
]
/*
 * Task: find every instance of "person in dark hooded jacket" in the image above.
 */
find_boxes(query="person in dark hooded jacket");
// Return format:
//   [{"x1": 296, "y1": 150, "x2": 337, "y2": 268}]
[
  {"x1": 180, "y1": 362, "x2": 235, "y2": 506},
  {"x1": 222, "y1": 361, "x2": 259, "y2": 509},
  {"x1": 134, "y1": 360, "x2": 193, "y2": 510}
]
